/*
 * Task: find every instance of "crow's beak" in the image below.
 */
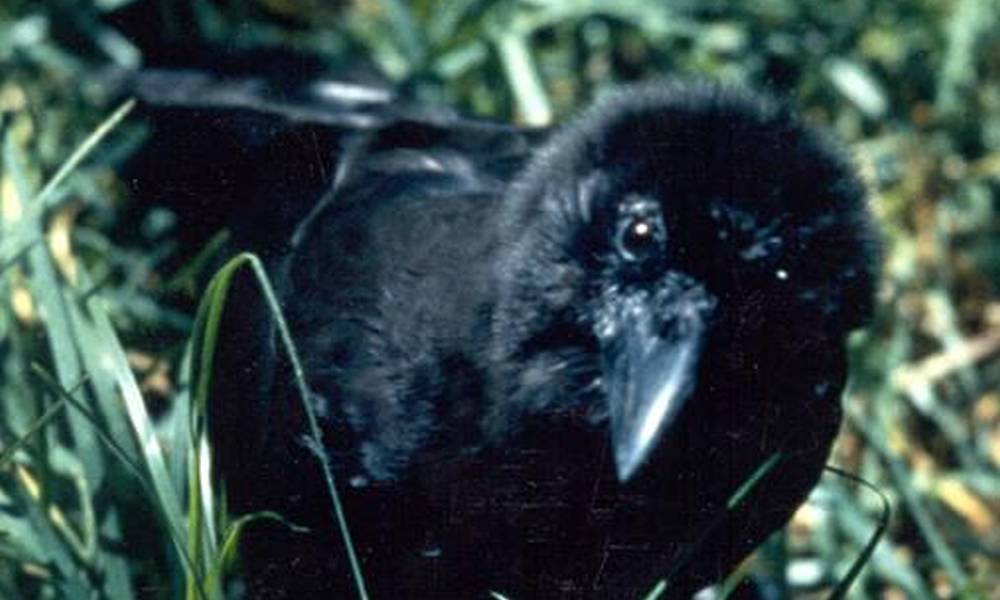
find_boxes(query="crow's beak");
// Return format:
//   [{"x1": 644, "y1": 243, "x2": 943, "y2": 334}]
[{"x1": 598, "y1": 281, "x2": 715, "y2": 482}]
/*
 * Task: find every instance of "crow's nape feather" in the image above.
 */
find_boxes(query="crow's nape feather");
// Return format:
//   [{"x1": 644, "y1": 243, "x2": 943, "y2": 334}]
[{"x1": 124, "y1": 71, "x2": 878, "y2": 599}]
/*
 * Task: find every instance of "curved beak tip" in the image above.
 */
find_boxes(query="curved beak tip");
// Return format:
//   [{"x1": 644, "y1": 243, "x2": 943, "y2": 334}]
[{"x1": 614, "y1": 446, "x2": 643, "y2": 483}]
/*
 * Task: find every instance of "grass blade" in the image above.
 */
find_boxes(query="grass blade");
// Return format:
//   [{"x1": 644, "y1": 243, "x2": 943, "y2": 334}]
[
  {"x1": 191, "y1": 253, "x2": 370, "y2": 599},
  {"x1": 824, "y1": 466, "x2": 892, "y2": 600}
]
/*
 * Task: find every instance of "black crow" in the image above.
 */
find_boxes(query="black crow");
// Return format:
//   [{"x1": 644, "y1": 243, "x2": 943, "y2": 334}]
[{"x1": 124, "y1": 70, "x2": 879, "y2": 598}]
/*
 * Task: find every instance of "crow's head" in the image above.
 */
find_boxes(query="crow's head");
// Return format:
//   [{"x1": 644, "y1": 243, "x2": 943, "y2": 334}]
[{"x1": 492, "y1": 81, "x2": 878, "y2": 482}]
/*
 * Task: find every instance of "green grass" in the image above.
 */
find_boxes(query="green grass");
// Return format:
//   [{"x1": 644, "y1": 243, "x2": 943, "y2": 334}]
[{"x1": 2, "y1": 0, "x2": 999, "y2": 598}]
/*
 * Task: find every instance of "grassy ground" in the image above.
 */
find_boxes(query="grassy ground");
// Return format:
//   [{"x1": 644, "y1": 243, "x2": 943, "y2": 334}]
[{"x1": 1, "y1": 1, "x2": 999, "y2": 598}]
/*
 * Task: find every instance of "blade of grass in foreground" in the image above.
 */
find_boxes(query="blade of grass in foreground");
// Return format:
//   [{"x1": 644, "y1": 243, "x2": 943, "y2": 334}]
[
  {"x1": 33, "y1": 99, "x2": 135, "y2": 210},
  {"x1": 644, "y1": 460, "x2": 892, "y2": 600},
  {"x1": 642, "y1": 452, "x2": 785, "y2": 600},
  {"x1": 0, "y1": 392, "x2": 67, "y2": 468},
  {"x1": 2, "y1": 101, "x2": 141, "y2": 599},
  {"x1": 190, "y1": 252, "x2": 369, "y2": 600},
  {"x1": 2, "y1": 96, "x2": 198, "y2": 599},
  {"x1": 31, "y1": 365, "x2": 205, "y2": 598},
  {"x1": 3, "y1": 126, "x2": 103, "y2": 484},
  {"x1": 823, "y1": 466, "x2": 892, "y2": 600}
]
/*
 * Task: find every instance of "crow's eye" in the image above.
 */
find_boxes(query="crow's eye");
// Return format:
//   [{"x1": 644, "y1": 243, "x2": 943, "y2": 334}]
[{"x1": 614, "y1": 215, "x2": 663, "y2": 262}]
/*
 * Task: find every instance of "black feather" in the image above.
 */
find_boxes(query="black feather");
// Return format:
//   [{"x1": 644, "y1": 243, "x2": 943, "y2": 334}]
[{"x1": 125, "y1": 69, "x2": 878, "y2": 598}]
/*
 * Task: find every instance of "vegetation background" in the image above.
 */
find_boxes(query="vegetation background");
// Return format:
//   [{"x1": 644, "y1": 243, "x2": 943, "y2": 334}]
[{"x1": 0, "y1": 0, "x2": 998, "y2": 598}]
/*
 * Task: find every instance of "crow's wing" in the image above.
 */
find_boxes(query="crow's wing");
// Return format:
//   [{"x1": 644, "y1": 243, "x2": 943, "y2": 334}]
[
  {"x1": 120, "y1": 65, "x2": 542, "y2": 255},
  {"x1": 121, "y1": 65, "x2": 544, "y2": 517}
]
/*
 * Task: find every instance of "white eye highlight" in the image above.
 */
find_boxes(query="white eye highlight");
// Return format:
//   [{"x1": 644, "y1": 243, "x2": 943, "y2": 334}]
[{"x1": 614, "y1": 197, "x2": 665, "y2": 262}]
